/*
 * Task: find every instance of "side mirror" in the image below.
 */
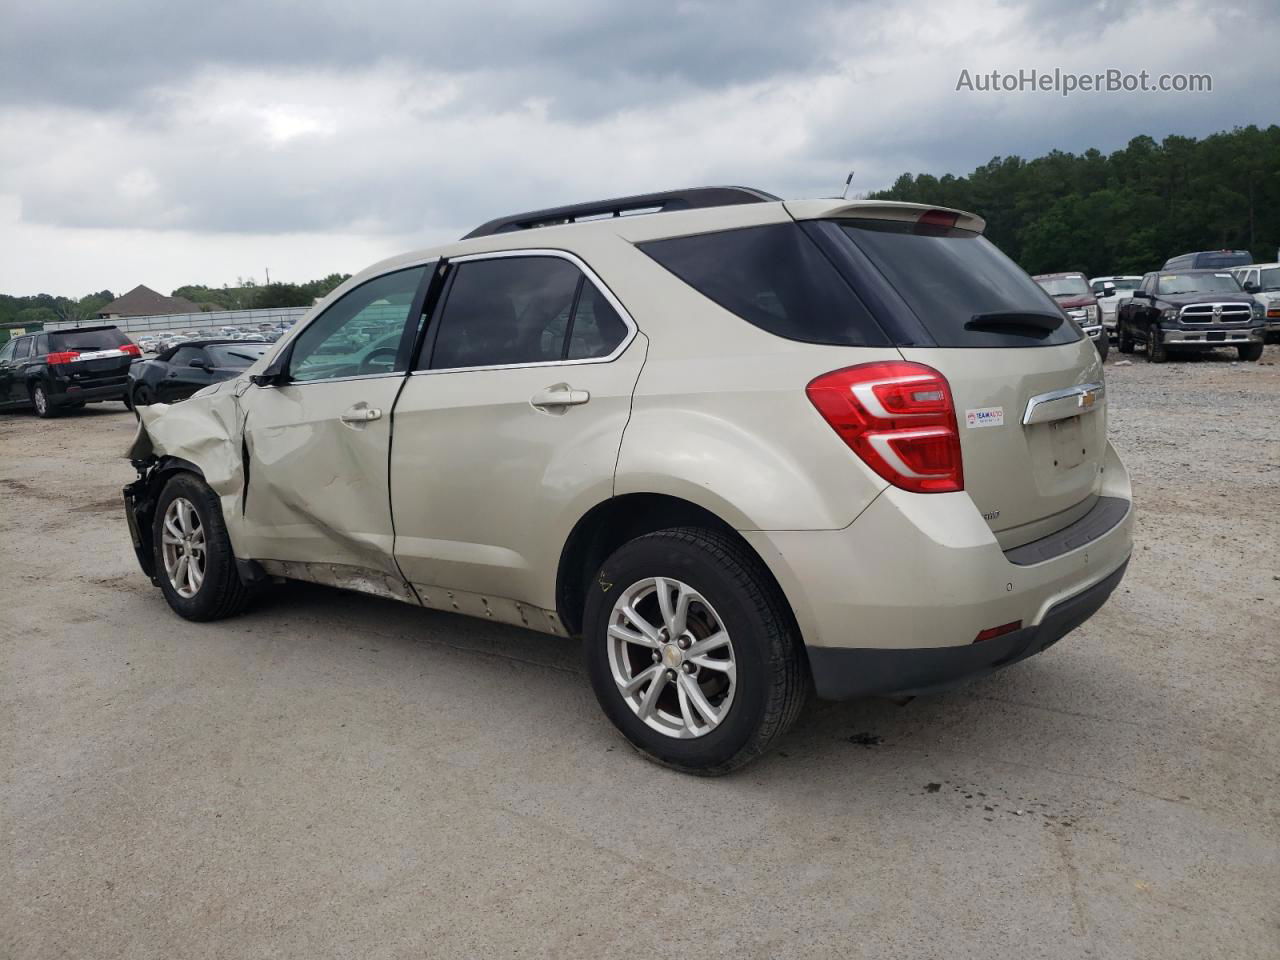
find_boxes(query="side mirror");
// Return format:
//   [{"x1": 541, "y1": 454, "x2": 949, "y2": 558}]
[
  {"x1": 188, "y1": 356, "x2": 208, "y2": 369},
  {"x1": 1099, "y1": 282, "x2": 1116, "y2": 298},
  {"x1": 249, "y1": 348, "x2": 292, "y2": 387},
  {"x1": 1243, "y1": 281, "x2": 1260, "y2": 294},
  {"x1": 1132, "y1": 290, "x2": 1150, "y2": 300}
]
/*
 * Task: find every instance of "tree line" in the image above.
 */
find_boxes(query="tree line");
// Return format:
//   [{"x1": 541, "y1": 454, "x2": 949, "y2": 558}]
[
  {"x1": 1, "y1": 273, "x2": 351, "y2": 331},
  {"x1": 868, "y1": 124, "x2": 1280, "y2": 276}
]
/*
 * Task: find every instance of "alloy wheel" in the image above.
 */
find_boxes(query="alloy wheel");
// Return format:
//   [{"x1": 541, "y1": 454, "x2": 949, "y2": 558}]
[
  {"x1": 606, "y1": 577, "x2": 737, "y2": 739},
  {"x1": 161, "y1": 497, "x2": 206, "y2": 599}
]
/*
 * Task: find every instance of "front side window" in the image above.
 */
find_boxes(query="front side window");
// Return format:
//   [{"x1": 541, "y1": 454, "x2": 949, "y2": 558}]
[
  {"x1": 289, "y1": 266, "x2": 427, "y2": 383},
  {"x1": 425, "y1": 256, "x2": 628, "y2": 370},
  {"x1": 13, "y1": 338, "x2": 33, "y2": 359},
  {"x1": 170, "y1": 347, "x2": 203, "y2": 367},
  {"x1": 1259, "y1": 267, "x2": 1280, "y2": 291}
]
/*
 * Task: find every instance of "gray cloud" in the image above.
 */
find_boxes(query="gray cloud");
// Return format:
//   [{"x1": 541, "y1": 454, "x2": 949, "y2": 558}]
[
  {"x1": 0, "y1": 0, "x2": 1277, "y2": 269},
  {"x1": 0, "y1": 0, "x2": 846, "y2": 117}
]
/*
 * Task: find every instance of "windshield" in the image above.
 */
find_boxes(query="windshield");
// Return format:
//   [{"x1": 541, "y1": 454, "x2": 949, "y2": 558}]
[
  {"x1": 1157, "y1": 273, "x2": 1242, "y2": 295},
  {"x1": 1258, "y1": 267, "x2": 1280, "y2": 291},
  {"x1": 50, "y1": 328, "x2": 129, "y2": 351},
  {"x1": 206, "y1": 343, "x2": 270, "y2": 367},
  {"x1": 1035, "y1": 276, "x2": 1090, "y2": 298}
]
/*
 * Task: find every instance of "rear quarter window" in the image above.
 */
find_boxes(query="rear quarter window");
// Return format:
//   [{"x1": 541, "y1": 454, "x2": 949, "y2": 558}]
[{"x1": 638, "y1": 223, "x2": 890, "y2": 347}]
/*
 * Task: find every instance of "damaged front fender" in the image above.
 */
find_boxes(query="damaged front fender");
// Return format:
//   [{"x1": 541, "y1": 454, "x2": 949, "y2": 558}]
[{"x1": 125, "y1": 381, "x2": 252, "y2": 556}]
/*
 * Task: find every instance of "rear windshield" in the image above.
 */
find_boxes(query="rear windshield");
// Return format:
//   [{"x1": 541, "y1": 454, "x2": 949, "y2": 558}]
[
  {"x1": 206, "y1": 343, "x2": 270, "y2": 367},
  {"x1": 50, "y1": 328, "x2": 129, "y2": 351},
  {"x1": 637, "y1": 223, "x2": 890, "y2": 347},
  {"x1": 837, "y1": 220, "x2": 1081, "y2": 347}
]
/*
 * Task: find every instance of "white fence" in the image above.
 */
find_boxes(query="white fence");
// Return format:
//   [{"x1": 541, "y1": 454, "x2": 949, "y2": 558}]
[{"x1": 45, "y1": 306, "x2": 311, "y2": 337}]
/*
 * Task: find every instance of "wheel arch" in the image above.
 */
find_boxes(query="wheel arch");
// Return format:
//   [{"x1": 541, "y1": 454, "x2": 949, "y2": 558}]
[{"x1": 554, "y1": 492, "x2": 802, "y2": 642}]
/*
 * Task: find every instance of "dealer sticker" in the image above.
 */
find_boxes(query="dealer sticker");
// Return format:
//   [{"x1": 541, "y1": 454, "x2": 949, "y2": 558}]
[{"x1": 965, "y1": 406, "x2": 1005, "y2": 428}]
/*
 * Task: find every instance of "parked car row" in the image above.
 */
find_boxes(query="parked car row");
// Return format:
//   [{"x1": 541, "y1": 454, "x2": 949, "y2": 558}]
[
  {"x1": 136, "y1": 322, "x2": 293, "y2": 355},
  {"x1": 1036, "y1": 249, "x2": 1275, "y2": 364}
]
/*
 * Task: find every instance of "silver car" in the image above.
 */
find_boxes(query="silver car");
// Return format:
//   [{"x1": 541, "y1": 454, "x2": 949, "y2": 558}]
[{"x1": 123, "y1": 187, "x2": 1134, "y2": 773}]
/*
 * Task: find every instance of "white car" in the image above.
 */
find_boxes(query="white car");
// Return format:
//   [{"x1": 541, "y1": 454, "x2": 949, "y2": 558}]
[
  {"x1": 1090, "y1": 275, "x2": 1143, "y2": 334},
  {"x1": 123, "y1": 187, "x2": 1133, "y2": 774},
  {"x1": 1230, "y1": 264, "x2": 1280, "y2": 335}
]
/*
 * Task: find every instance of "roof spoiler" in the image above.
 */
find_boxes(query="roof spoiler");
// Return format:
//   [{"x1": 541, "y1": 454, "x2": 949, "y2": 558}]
[
  {"x1": 462, "y1": 186, "x2": 780, "y2": 239},
  {"x1": 784, "y1": 199, "x2": 986, "y2": 234}
]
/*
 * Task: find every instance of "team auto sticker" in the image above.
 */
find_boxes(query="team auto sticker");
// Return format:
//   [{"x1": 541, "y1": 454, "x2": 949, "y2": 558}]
[{"x1": 965, "y1": 406, "x2": 1005, "y2": 428}]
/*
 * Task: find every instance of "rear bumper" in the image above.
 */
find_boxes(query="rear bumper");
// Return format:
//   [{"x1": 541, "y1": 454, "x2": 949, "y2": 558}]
[
  {"x1": 57, "y1": 383, "x2": 128, "y2": 404},
  {"x1": 743, "y1": 440, "x2": 1133, "y2": 700},
  {"x1": 806, "y1": 559, "x2": 1127, "y2": 698}
]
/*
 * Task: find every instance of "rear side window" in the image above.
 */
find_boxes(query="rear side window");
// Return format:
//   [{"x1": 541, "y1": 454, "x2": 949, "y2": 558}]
[
  {"x1": 50, "y1": 328, "x2": 129, "y2": 351},
  {"x1": 836, "y1": 220, "x2": 1081, "y2": 348},
  {"x1": 639, "y1": 223, "x2": 889, "y2": 347},
  {"x1": 425, "y1": 256, "x2": 629, "y2": 370},
  {"x1": 13, "y1": 338, "x2": 33, "y2": 359}
]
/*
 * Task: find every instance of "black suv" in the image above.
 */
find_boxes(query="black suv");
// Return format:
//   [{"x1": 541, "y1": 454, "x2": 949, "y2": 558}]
[
  {"x1": 0, "y1": 325, "x2": 139, "y2": 416},
  {"x1": 1116, "y1": 270, "x2": 1266, "y2": 362}
]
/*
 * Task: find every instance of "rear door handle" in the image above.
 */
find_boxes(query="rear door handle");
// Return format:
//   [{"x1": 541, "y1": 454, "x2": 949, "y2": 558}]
[
  {"x1": 340, "y1": 405, "x2": 382, "y2": 424},
  {"x1": 530, "y1": 384, "x2": 590, "y2": 410}
]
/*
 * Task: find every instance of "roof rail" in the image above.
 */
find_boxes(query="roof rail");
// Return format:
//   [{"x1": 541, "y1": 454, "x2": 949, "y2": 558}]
[{"x1": 461, "y1": 185, "x2": 780, "y2": 240}]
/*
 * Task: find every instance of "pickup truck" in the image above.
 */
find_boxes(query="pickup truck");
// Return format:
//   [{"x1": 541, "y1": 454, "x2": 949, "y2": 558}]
[
  {"x1": 1230, "y1": 263, "x2": 1280, "y2": 341},
  {"x1": 1032, "y1": 272, "x2": 1107, "y2": 359},
  {"x1": 1116, "y1": 270, "x2": 1266, "y2": 362}
]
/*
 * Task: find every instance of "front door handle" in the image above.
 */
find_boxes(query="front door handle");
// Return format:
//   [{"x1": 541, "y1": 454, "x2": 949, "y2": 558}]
[
  {"x1": 340, "y1": 404, "x2": 382, "y2": 424},
  {"x1": 530, "y1": 384, "x2": 590, "y2": 411}
]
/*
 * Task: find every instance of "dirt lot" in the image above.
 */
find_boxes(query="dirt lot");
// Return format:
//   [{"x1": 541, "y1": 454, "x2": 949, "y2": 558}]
[{"x1": 2, "y1": 346, "x2": 1278, "y2": 960}]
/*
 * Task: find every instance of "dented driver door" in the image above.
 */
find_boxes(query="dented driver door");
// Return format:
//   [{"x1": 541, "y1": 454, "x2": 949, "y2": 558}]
[{"x1": 236, "y1": 265, "x2": 430, "y2": 582}]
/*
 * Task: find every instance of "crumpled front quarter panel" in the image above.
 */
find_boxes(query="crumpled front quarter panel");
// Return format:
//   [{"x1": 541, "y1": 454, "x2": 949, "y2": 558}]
[{"x1": 130, "y1": 382, "x2": 251, "y2": 550}]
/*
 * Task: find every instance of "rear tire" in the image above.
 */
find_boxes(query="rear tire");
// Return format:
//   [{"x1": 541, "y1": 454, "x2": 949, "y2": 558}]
[
  {"x1": 153, "y1": 472, "x2": 251, "y2": 621},
  {"x1": 30, "y1": 382, "x2": 58, "y2": 418},
  {"x1": 583, "y1": 527, "x2": 809, "y2": 775},
  {"x1": 1238, "y1": 343, "x2": 1264, "y2": 362},
  {"x1": 1145, "y1": 326, "x2": 1167, "y2": 363}
]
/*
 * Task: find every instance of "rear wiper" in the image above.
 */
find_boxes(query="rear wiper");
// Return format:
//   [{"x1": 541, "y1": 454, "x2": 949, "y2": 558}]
[{"x1": 966, "y1": 311, "x2": 1064, "y2": 334}]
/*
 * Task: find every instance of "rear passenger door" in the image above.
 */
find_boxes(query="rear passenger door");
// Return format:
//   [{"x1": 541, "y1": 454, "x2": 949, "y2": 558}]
[{"x1": 389, "y1": 251, "x2": 646, "y2": 611}]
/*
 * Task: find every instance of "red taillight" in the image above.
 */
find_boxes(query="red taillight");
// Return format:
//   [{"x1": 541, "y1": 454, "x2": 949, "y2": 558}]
[
  {"x1": 46, "y1": 351, "x2": 80, "y2": 365},
  {"x1": 918, "y1": 209, "x2": 959, "y2": 229},
  {"x1": 121, "y1": 343, "x2": 142, "y2": 357},
  {"x1": 806, "y1": 361, "x2": 964, "y2": 494},
  {"x1": 973, "y1": 620, "x2": 1022, "y2": 644}
]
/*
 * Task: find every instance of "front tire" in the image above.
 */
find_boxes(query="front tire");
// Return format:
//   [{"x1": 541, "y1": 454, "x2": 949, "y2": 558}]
[
  {"x1": 1145, "y1": 326, "x2": 1167, "y2": 363},
  {"x1": 153, "y1": 473, "x2": 251, "y2": 621},
  {"x1": 584, "y1": 527, "x2": 809, "y2": 775},
  {"x1": 1238, "y1": 342, "x2": 1264, "y2": 362}
]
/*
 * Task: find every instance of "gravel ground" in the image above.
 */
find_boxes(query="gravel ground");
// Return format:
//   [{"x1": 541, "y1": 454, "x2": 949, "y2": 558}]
[{"x1": 2, "y1": 344, "x2": 1278, "y2": 960}]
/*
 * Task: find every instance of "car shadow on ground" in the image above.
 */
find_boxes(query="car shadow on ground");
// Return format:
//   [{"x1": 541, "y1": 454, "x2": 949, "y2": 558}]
[{"x1": 223, "y1": 578, "x2": 1134, "y2": 784}]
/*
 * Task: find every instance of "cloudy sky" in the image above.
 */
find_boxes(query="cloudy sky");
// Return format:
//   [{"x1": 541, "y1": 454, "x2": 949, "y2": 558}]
[{"x1": 1, "y1": 0, "x2": 1276, "y2": 296}]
